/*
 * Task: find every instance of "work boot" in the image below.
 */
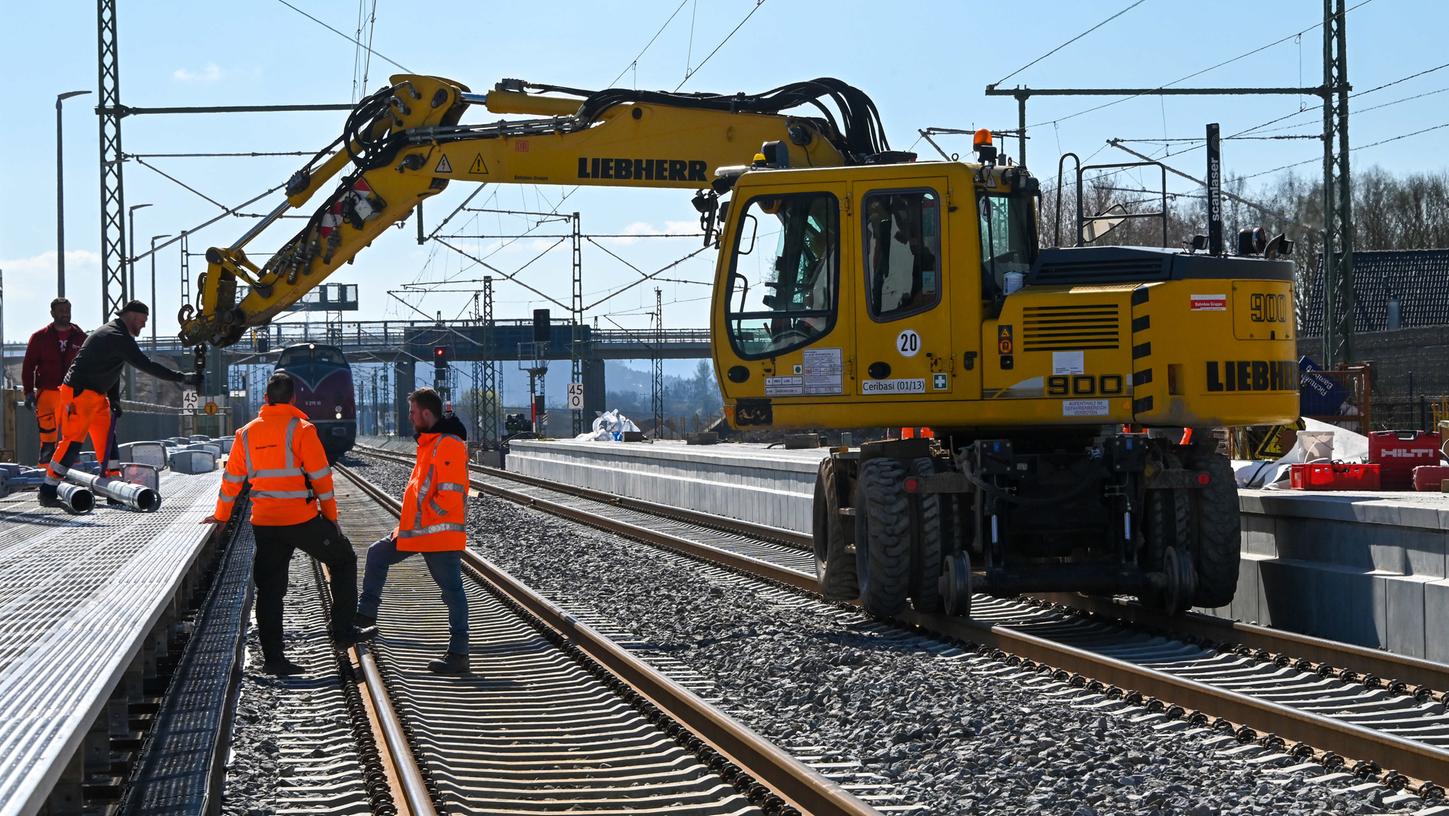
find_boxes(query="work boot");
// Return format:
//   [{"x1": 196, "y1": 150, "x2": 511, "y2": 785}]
[
  {"x1": 330, "y1": 625, "x2": 371, "y2": 646},
  {"x1": 262, "y1": 656, "x2": 304, "y2": 677},
  {"x1": 427, "y1": 652, "x2": 470, "y2": 675},
  {"x1": 36, "y1": 485, "x2": 60, "y2": 508}
]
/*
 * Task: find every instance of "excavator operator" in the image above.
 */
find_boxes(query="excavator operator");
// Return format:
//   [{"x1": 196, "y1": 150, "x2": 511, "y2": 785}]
[{"x1": 40, "y1": 300, "x2": 200, "y2": 508}]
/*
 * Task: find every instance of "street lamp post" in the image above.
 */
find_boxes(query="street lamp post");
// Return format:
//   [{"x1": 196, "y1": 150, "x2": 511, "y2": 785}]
[
  {"x1": 55, "y1": 90, "x2": 90, "y2": 299},
  {"x1": 125, "y1": 203, "x2": 152, "y2": 305},
  {"x1": 149, "y1": 234, "x2": 169, "y2": 353}
]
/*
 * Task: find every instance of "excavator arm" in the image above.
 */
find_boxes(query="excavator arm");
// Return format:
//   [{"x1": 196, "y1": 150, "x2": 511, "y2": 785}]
[{"x1": 180, "y1": 74, "x2": 891, "y2": 350}]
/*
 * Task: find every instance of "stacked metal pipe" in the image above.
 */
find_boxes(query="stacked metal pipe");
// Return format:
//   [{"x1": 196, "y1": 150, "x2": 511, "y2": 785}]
[{"x1": 0, "y1": 465, "x2": 95, "y2": 515}]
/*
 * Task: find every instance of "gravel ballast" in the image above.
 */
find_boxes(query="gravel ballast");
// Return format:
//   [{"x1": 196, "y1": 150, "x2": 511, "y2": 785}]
[
  {"x1": 222, "y1": 555, "x2": 371, "y2": 816},
  {"x1": 351, "y1": 453, "x2": 1424, "y2": 816}
]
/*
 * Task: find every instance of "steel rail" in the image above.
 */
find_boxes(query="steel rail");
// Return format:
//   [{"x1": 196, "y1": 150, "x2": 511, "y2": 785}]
[
  {"x1": 359, "y1": 446, "x2": 1449, "y2": 702},
  {"x1": 350, "y1": 446, "x2": 1449, "y2": 790},
  {"x1": 335, "y1": 462, "x2": 879, "y2": 816},
  {"x1": 1038, "y1": 592, "x2": 1449, "y2": 700},
  {"x1": 352, "y1": 640, "x2": 436, "y2": 815}
]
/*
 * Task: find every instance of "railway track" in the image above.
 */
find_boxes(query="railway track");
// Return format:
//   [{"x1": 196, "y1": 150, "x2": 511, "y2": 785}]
[
  {"x1": 355, "y1": 442, "x2": 1449, "y2": 801},
  {"x1": 330, "y1": 462, "x2": 880, "y2": 816}
]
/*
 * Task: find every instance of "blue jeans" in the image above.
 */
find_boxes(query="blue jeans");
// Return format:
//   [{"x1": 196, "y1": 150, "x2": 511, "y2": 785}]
[{"x1": 357, "y1": 536, "x2": 469, "y2": 655}]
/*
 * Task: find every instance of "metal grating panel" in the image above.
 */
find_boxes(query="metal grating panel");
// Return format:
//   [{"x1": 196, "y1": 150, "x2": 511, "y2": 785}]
[
  {"x1": 1021, "y1": 304, "x2": 1122, "y2": 351},
  {"x1": 0, "y1": 472, "x2": 222, "y2": 816},
  {"x1": 125, "y1": 520, "x2": 254, "y2": 814}
]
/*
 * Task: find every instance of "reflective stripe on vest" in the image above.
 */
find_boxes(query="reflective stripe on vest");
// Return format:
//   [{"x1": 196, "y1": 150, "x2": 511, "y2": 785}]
[
  {"x1": 253, "y1": 489, "x2": 313, "y2": 500},
  {"x1": 307, "y1": 466, "x2": 332, "y2": 480},
  {"x1": 223, "y1": 471, "x2": 245, "y2": 484},
  {"x1": 314, "y1": 490, "x2": 334, "y2": 501},
  {"x1": 436, "y1": 482, "x2": 467, "y2": 493},
  {"x1": 241, "y1": 417, "x2": 313, "y2": 500},
  {"x1": 398, "y1": 522, "x2": 466, "y2": 538}
]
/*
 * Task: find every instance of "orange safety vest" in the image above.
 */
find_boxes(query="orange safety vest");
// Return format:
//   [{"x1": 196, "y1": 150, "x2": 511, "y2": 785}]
[
  {"x1": 216, "y1": 404, "x2": 338, "y2": 527},
  {"x1": 396, "y1": 429, "x2": 468, "y2": 551}
]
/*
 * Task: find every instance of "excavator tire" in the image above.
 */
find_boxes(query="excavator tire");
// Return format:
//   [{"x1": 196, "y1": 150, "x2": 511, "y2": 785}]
[
  {"x1": 908, "y1": 457, "x2": 944, "y2": 613},
  {"x1": 812, "y1": 457, "x2": 859, "y2": 600},
  {"x1": 1188, "y1": 449, "x2": 1241, "y2": 609},
  {"x1": 854, "y1": 457, "x2": 912, "y2": 618}
]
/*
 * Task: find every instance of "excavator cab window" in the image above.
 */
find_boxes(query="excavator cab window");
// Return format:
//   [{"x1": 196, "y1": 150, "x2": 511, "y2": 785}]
[
  {"x1": 725, "y1": 192, "x2": 839, "y2": 359},
  {"x1": 863, "y1": 189, "x2": 941, "y2": 320},
  {"x1": 978, "y1": 192, "x2": 1037, "y2": 300}
]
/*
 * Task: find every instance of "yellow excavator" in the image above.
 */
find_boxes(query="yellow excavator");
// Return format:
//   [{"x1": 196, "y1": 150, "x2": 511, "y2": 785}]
[{"x1": 182, "y1": 74, "x2": 1298, "y2": 620}]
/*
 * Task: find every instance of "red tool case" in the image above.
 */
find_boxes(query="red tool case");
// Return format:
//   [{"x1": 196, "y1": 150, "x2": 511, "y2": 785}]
[
  {"x1": 1289, "y1": 463, "x2": 1382, "y2": 491},
  {"x1": 1369, "y1": 431, "x2": 1442, "y2": 490}
]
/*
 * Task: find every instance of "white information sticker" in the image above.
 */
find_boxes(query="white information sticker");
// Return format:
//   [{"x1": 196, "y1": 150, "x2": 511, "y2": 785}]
[
  {"x1": 1052, "y1": 350, "x2": 1085, "y2": 375},
  {"x1": 896, "y1": 329, "x2": 922, "y2": 357},
  {"x1": 1190, "y1": 293, "x2": 1228, "y2": 311},
  {"x1": 862, "y1": 378, "x2": 926, "y2": 395},
  {"x1": 765, "y1": 376, "x2": 804, "y2": 396},
  {"x1": 1062, "y1": 399, "x2": 1110, "y2": 417},
  {"x1": 802, "y1": 347, "x2": 843, "y2": 395}
]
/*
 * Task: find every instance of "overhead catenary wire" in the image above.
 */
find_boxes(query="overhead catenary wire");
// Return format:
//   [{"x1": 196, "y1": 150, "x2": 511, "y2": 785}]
[
  {"x1": 608, "y1": 0, "x2": 691, "y2": 87},
  {"x1": 1028, "y1": 0, "x2": 1379, "y2": 128},
  {"x1": 674, "y1": 0, "x2": 768, "y2": 91},
  {"x1": 1242, "y1": 120, "x2": 1449, "y2": 180},
  {"x1": 273, "y1": 0, "x2": 411, "y2": 72},
  {"x1": 992, "y1": 0, "x2": 1149, "y2": 87}
]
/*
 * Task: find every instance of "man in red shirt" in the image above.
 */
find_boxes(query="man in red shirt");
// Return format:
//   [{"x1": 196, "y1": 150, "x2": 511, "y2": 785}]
[{"x1": 22, "y1": 298, "x2": 86, "y2": 464}]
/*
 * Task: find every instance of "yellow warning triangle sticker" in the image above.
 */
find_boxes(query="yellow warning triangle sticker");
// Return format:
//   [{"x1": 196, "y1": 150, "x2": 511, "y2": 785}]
[
  {"x1": 468, "y1": 153, "x2": 489, "y2": 175},
  {"x1": 435, "y1": 154, "x2": 453, "y2": 174}
]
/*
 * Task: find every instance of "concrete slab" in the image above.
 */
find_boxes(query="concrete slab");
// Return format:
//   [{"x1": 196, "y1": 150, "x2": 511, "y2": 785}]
[
  {"x1": 171, "y1": 451, "x2": 216, "y2": 474},
  {"x1": 1424, "y1": 580, "x2": 1449, "y2": 664},
  {"x1": 1386, "y1": 574, "x2": 1434, "y2": 658},
  {"x1": 119, "y1": 441, "x2": 168, "y2": 469}
]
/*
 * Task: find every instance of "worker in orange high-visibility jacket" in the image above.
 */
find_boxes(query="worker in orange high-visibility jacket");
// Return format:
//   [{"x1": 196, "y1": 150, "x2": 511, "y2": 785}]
[
  {"x1": 202, "y1": 371, "x2": 361, "y2": 677},
  {"x1": 356, "y1": 387, "x2": 472, "y2": 675},
  {"x1": 40, "y1": 300, "x2": 196, "y2": 508}
]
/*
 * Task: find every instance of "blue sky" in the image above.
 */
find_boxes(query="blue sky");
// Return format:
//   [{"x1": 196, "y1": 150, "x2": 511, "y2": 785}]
[{"x1": 3, "y1": 0, "x2": 1447, "y2": 344}]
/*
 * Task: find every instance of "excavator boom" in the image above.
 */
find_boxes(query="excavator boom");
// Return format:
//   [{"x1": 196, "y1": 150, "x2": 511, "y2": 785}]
[{"x1": 180, "y1": 74, "x2": 889, "y2": 349}]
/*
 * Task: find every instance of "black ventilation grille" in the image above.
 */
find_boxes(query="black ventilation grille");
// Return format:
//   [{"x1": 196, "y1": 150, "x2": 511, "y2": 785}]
[
  {"x1": 1032, "y1": 256, "x2": 1169, "y2": 284},
  {"x1": 1022, "y1": 304, "x2": 1121, "y2": 351}
]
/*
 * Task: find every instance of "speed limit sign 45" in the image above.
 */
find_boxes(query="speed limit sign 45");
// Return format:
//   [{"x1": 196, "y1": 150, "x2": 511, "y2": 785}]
[{"x1": 567, "y1": 382, "x2": 584, "y2": 410}]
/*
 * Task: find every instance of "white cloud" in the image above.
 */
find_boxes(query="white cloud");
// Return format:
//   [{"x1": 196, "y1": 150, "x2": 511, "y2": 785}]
[
  {"x1": 2, "y1": 250, "x2": 106, "y2": 342},
  {"x1": 599, "y1": 220, "x2": 704, "y2": 247},
  {"x1": 172, "y1": 63, "x2": 225, "y2": 83}
]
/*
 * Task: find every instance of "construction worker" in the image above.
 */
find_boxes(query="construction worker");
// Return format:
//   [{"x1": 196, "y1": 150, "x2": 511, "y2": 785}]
[
  {"x1": 22, "y1": 298, "x2": 86, "y2": 465},
  {"x1": 40, "y1": 301, "x2": 197, "y2": 507},
  {"x1": 202, "y1": 372, "x2": 361, "y2": 676},
  {"x1": 355, "y1": 387, "x2": 472, "y2": 675}
]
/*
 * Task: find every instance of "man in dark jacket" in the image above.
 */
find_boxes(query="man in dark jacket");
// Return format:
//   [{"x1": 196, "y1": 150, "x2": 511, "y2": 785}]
[
  {"x1": 22, "y1": 298, "x2": 86, "y2": 464},
  {"x1": 39, "y1": 301, "x2": 199, "y2": 507}
]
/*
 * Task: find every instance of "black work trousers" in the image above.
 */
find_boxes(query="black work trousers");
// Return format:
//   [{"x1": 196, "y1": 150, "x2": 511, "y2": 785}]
[{"x1": 251, "y1": 515, "x2": 358, "y2": 660}]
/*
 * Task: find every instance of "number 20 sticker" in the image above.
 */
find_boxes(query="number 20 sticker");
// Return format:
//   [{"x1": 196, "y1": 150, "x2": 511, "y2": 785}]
[{"x1": 897, "y1": 329, "x2": 922, "y2": 357}]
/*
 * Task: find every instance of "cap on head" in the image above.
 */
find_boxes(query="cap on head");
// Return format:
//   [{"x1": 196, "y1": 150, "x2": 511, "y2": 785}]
[{"x1": 119, "y1": 300, "x2": 149, "y2": 316}]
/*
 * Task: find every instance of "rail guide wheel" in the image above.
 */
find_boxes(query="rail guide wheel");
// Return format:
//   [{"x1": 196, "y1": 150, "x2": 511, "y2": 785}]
[
  {"x1": 941, "y1": 551, "x2": 972, "y2": 618},
  {"x1": 812, "y1": 457, "x2": 859, "y2": 600}
]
